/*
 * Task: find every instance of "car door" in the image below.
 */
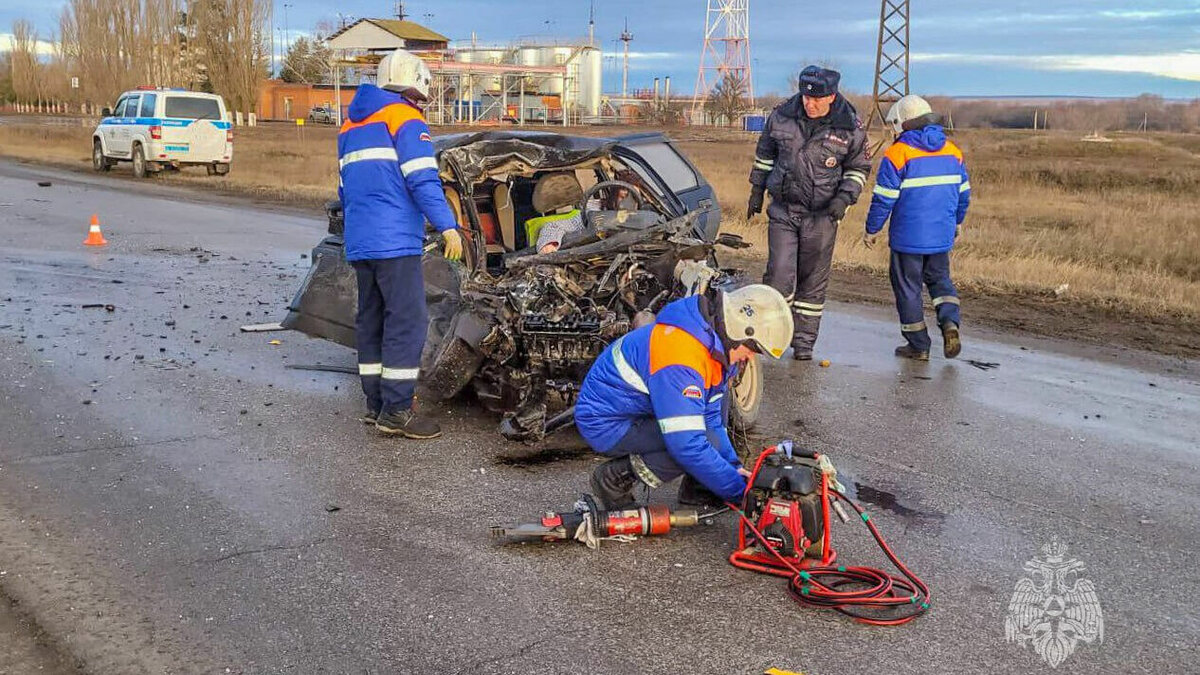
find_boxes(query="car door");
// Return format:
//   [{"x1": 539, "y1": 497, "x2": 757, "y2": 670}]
[
  {"x1": 103, "y1": 95, "x2": 129, "y2": 156},
  {"x1": 614, "y1": 134, "x2": 721, "y2": 241},
  {"x1": 114, "y1": 94, "x2": 140, "y2": 157}
]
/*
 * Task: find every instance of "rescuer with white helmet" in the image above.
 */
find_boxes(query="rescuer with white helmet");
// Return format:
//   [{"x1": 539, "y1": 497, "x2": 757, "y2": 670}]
[
  {"x1": 337, "y1": 49, "x2": 463, "y2": 438},
  {"x1": 864, "y1": 95, "x2": 971, "y2": 361},
  {"x1": 574, "y1": 285, "x2": 793, "y2": 509}
]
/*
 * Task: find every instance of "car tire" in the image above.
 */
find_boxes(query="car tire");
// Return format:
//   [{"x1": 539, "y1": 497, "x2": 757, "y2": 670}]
[
  {"x1": 92, "y1": 140, "x2": 111, "y2": 172},
  {"x1": 420, "y1": 313, "x2": 484, "y2": 402},
  {"x1": 131, "y1": 143, "x2": 147, "y2": 178},
  {"x1": 727, "y1": 354, "x2": 763, "y2": 433},
  {"x1": 214, "y1": 163, "x2": 230, "y2": 176}
]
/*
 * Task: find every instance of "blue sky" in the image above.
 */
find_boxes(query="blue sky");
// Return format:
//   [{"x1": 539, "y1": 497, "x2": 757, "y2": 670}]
[{"x1": 3, "y1": 0, "x2": 1198, "y2": 98}]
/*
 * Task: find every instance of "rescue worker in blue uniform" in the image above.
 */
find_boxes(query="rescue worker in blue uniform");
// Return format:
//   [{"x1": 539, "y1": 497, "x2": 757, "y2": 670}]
[
  {"x1": 574, "y1": 285, "x2": 793, "y2": 509},
  {"x1": 864, "y1": 95, "x2": 971, "y2": 360},
  {"x1": 747, "y1": 66, "x2": 871, "y2": 361},
  {"x1": 338, "y1": 50, "x2": 464, "y2": 437}
]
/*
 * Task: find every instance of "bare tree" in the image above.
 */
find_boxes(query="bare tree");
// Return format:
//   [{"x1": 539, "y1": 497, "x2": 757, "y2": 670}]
[
  {"x1": 9, "y1": 19, "x2": 42, "y2": 104},
  {"x1": 191, "y1": 0, "x2": 270, "y2": 112},
  {"x1": 281, "y1": 34, "x2": 332, "y2": 84},
  {"x1": 705, "y1": 72, "x2": 749, "y2": 126}
]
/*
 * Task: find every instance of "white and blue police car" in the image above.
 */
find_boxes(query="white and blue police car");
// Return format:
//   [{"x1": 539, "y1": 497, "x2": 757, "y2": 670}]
[{"x1": 92, "y1": 88, "x2": 233, "y2": 178}]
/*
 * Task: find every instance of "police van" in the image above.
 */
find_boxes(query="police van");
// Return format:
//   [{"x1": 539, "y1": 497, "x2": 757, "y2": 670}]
[{"x1": 92, "y1": 88, "x2": 233, "y2": 178}]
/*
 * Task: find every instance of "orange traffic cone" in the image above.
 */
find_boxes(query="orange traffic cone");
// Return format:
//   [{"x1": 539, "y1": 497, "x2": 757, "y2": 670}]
[{"x1": 83, "y1": 214, "x2": 107, "y2": 246}]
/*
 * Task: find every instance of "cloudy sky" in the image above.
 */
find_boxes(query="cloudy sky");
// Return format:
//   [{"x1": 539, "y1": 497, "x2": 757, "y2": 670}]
[{"x1": 3, "y1": 0, "x2": 1198, "y2": 98}]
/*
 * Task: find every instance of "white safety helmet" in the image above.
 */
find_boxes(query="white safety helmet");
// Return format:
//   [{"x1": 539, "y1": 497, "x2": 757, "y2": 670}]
[
  {"x1": 885, "y1": 94, "x2": 937, "y2": 134},
  {"x1": 377, "y1": 49, "x2": 433, "y2": 102},
  {"x1": 720, "y1": 284, "x2": 794, "y2": 359}
]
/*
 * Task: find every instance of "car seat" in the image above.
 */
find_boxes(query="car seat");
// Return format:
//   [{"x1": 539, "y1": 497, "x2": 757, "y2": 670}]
[{"x1": 525, "y1": 172, "x2": 584, "y2": 249}]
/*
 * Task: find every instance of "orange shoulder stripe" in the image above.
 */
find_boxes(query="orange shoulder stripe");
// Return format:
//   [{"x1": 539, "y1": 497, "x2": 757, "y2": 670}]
[
  {"x1": 884, "y1": 140, "x2": 963, "y2": 170},
  {"x1": 648, "y1": 325, "x2": 723, "y2": 387},
  {"x1": 339, "y1": 103, "x2": 424, "y2": 136}
]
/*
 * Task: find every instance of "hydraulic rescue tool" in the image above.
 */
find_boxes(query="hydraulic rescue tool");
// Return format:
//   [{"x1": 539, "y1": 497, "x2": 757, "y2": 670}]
[
  {"x1": 490, "y1": 494, "x2": 700, "y2": 549},
  {"x1": 492, "y1": 442, "x2": 930, "y2": 624}
]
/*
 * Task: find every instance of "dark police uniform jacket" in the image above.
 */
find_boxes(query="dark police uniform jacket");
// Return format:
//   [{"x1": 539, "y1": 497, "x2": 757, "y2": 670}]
[{"x1": 749, "y1": 93, "x2": 871, "y2": 215}]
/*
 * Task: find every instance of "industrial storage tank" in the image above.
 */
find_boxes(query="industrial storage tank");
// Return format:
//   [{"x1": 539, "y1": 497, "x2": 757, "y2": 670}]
[
  {"x1": 575, "y1": 46, "x2": 602, "y2": 117},
  {"x1": 455, "y1": 48, "x2": 506, "y2": 93}
]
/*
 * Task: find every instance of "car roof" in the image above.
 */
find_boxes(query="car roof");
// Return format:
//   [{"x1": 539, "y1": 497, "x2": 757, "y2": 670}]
[{"x1": 433, "y1": 130, "x2": 674, "y2": 185}]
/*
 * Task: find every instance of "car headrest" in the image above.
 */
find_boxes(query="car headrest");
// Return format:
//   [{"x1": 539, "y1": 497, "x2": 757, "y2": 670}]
[{"x1": 532, "y1": 172, "x2": 583, "y2": 214}]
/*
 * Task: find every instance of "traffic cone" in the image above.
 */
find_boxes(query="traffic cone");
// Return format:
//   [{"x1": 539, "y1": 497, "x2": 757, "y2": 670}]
[{"x1": 83, "y1": 214, "x2": 107, "y2": 246}]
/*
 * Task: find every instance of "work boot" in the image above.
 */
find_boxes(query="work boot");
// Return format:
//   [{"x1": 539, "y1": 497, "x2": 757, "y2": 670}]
[
  {"x1": 359, "y1": 409, "x2": 379, "y2": 425},
  {"x1": 941, "y1": 322, "x2": 962, "y2": 359},
  {"x1": 791, "y1": 346, "x2": 813, "y2": 361},
  {"x1": 894, "y1": 344, "x2": 930, "y2": 361},
  {"x1": 375, "y1": 409, "x2": 442, "y2": 439},
  {"x1": 589, "y1": 457, "x2": 640, "y2": 510},
  {"x1": 677, "y1": 475, "x2": 725, "y2": 509}
]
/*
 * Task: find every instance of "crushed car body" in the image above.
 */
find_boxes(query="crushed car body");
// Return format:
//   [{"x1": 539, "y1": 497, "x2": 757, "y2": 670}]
[{"x1": 283, "y1": 131, "x2": 763, "y2": 440}]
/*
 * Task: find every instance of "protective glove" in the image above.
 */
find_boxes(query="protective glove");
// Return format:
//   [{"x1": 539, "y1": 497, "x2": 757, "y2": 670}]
[
  {"x1": 862, "y1": 231, "x2": 881, "y2": 250},
  {"x1": 442, "y1": 228, "x2": 464, "y2": 261},
  {"x1": 826, "y1": 196, "x2": 850, "y2": 222},
  {"x1": 746, "y1": 185, "x2": 765, "y2": 220}
]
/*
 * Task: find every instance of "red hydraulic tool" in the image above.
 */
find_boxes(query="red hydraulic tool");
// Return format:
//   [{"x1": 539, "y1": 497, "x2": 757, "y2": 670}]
[{"x1": 490, "y1": 494, "x2": 699, "y2": 548}]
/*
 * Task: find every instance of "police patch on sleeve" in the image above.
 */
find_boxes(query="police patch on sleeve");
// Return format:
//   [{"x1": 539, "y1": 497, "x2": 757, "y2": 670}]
[
  {"x1": 682, "y1": 385, "x2": 704, "y2": 399},
  {"x1": 419, "y1": 132, "x2": 432, "y2": 143},
  {"x1": 825, "y1": 156, "x2": 838, "y2": 168}
]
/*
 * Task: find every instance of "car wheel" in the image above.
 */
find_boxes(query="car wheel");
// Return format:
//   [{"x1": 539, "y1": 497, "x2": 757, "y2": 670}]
[
  {"x1": 420, "y1": 313, "x2": 484, "y2": 401},
  {"x1": 131, "y1": 143, "x2": 147, "y2": 178},
  {"x1": 727, "y1": 354, "x2": 763, "y2": 433},
  {"x1": 92, "y1": 140, "x2": 110, "y2": 172},
  {"x1": 214, "y1": 163, "x2": 230, "y2": 176}
]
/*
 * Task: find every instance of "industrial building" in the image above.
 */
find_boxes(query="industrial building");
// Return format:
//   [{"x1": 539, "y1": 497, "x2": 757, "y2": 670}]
[{"x1": 308, "y1": 18, "x2": 603, "y2": 126}]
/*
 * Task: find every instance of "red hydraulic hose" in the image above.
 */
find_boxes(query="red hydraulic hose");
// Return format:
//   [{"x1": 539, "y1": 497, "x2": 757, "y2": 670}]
[{"x1": 727, "y1": 469, "x2": 931, "y2": 626}]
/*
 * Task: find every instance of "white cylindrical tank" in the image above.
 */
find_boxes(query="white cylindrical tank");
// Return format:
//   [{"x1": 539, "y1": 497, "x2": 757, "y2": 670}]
[
  {"x1": 457, "y1": 49, "x2": 506, "y2": 92},
  {"x1": 576, "y1": 46, "x2": 602, "y2": 116}
]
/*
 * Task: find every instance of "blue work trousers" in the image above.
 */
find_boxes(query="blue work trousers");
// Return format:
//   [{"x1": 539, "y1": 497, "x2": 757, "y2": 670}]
[
  {"x1": 352, "y1": 255, "x2": 427, "y2": 415},
  {"x1": 600, "y1": 417, "x2": 727, "y2": 489},
  {"x1": 889, "y1": 251, "x2": 960, "y2": 352}
]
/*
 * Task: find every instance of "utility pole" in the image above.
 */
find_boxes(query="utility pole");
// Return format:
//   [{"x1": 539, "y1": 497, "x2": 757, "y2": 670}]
[
  {"x1": 588, "y1": 0, "x2": 596, "y2": 46},
  {"x1": 395, "y1": 1, "x2": 407, "y2": 21},
  {"x1": 283, "y1": 3, "x2": 292, "y2": 68},
  {"x1": 866, "y1": 0, "x2": 910, "y2": 154},
  {"x1": 692, "y1": 0, "x2": 754, "y2": 123},
  {"x1": 620, "y1": 18, "x2": 633, "y2": 99}
]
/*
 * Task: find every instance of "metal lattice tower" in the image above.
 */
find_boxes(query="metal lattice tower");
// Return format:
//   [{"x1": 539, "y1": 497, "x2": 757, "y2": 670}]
[
  {"x1": 691, "y1": 0, "x2": 754, "y2": 120},
  {"x1": 867, "y1": 0, "x2": 910, "y2": 151}
]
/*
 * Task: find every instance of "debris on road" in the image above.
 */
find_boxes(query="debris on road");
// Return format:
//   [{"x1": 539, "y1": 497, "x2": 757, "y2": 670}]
[
  {"x1": 37, "y1": 181, "x2": 51, "y2": 187},
  {"x1": 965, "y1": 359, "x2": 999, "y2": 371},
  {"x1": 267, "y1": 339, "x2": 282, "y2": 345},
  {"x1": 819, "y1": 359, "x2": 831, "y2": 367},
  {"x1": 240, "y1": 322, "x2": 284, "y2": 333},
  {"x1": 81, "y1": 303, "x2": 116, "y2": 311},
  {"x1": 284, "y1": 364, "x2": 357, "y2": 375}
]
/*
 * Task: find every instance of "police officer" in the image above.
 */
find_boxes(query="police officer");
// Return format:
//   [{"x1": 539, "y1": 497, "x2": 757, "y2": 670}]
[
  {"x1": 747, "y1": 66, "x2": 871, "y2": 360},
  {"x1": 863, "y1": 95, "x2": 971, "y2": 360},
  {"x1": 574, "y1": 285, "x2": 793, "y2": 509},
  {"x1": 338, "y1": 50, "x2": 464, "y2": 438}
]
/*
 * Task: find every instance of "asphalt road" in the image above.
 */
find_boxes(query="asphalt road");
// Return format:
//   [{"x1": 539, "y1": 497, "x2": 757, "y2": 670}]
[{"x1": 1, "y1": 161, "x2": 1198, "y2": 675}]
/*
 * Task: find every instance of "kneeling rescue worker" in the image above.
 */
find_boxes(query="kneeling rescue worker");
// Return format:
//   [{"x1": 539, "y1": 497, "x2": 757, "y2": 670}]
[
  {"x1": 338, "y1": 49, "x2": 464, "y2": 438},
  {"x1": 574, "y1": 285, "x2": 793, "y2": 509},
  {"x1": 863, "y1": 94, "x2": 971, "y2": 360}
]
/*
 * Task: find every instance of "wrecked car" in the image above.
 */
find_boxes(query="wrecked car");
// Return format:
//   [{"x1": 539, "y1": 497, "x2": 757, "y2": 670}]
[{"x1": 283, "y1": 131, "x2": 763, "y2": 440}]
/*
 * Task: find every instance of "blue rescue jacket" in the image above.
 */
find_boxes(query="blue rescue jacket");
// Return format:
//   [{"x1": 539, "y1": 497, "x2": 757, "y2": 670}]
[
  {"x1": 575, "y1": 296, "x2": 745, "y2": 501},
  {"x1": 865, "y1": 125, "x2": 971, "y2": 254},
  {"x1": 337, "y1": 84, "x2": 456, "y2": 261}
]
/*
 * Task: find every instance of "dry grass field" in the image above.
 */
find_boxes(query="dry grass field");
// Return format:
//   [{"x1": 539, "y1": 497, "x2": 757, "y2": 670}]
[{"x1": 2, "y1": 116, "x2": 1197, "y2": 355}]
